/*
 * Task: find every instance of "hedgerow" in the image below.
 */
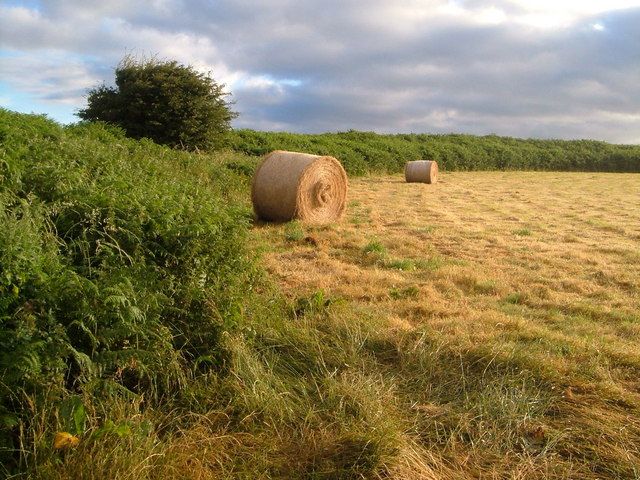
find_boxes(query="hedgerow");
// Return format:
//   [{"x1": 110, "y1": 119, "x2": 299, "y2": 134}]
[
  {"x1": 228, "y1": 129, "x2": 640, "y2": 175},
  {"x1": 0, "y1": 109, "x2": 253, "y2": 471}
]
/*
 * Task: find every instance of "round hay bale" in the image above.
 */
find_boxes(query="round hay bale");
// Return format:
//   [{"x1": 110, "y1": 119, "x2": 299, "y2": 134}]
[
  {"x1": 252, "y1": 150, "x2": 348, "y2": 224},
  {"x1": 405, "y1": 160, "x2": 438, "y2": 184}
]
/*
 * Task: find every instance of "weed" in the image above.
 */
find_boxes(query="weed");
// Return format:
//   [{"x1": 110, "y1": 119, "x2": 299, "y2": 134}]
[
  {"x1": 350, "y1": 209, "x2": 371, "y2": 226},
  {"x1": 362, "y1": 240, "x2": 386, "y2": 255},
  {"x1": 284, "y1": 220, "x2": 305, "y2": 242},
  {"x1": 294, "y1": 289, "x2": 332, "y2": 317},
  {"x1": 389, "y1": 286, "x2": 419, "y2": 300},
  {"x1": 384, "y1": 258, "x2": 416, "y2": 271},
  {"x1": 414, "y1": 256, "x2": 443, "y2": 271},
  {"x1": 474, "y1": 279, "x2": 498, "y2": 295},
  {"x1": 504, "y1": 292, "x2": 525, "y2": 304}
]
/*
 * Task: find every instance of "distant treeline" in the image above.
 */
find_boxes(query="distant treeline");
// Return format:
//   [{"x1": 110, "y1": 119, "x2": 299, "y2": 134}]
[{"x1": 229, "y1": 129, "x2": 640, "y2": 175}]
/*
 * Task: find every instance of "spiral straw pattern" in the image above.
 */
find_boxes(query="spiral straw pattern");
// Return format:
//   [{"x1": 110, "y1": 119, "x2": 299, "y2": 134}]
[{"x1": 252, "y1": 150, "x2": 348, "y2": 224}]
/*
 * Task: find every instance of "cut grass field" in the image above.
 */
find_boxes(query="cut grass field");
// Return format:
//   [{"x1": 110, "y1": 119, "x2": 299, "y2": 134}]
[
  {"x1": 253, "y1": 171, "x2": 640, "y2": 478},
  {"x1": 17, "y1": 168, "x2": 640, "y2": 479}
]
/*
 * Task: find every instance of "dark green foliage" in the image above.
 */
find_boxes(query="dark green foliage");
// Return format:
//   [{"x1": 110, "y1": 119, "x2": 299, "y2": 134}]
[
  {"x1": 0, "y1": 109, "x2": 253, "y2": 469},
  {"x1": 77, "y1": 56, "x2": 236, "y2": 150},
  {"x1": 229, "y1": 130, "x2": 640, "y2": 175}
]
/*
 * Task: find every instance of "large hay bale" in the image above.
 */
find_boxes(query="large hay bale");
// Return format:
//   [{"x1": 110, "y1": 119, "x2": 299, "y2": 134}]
[
  {"x1": 405, "y1": 160, "x2": 438, "y2": 184},
  {"x1": 252, "y1": 150, "x2": 348, "y2": 224}
]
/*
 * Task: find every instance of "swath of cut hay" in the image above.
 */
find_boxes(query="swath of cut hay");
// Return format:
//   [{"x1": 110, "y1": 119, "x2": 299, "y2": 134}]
[
  {"x1": 252, "y1": 150, "x2": 348, "y2": 224},
  {"x1": 405, "y1": 160, "x2": 438, "y2": 184}
]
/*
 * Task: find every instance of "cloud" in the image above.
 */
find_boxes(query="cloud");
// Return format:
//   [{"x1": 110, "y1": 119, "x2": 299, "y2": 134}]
[
  {"x1": 0, "y1": 51, "x2": 101, "y2": 105},
  {"x1": 0, "y1": 0, "x2": 639, "y2": 143}
]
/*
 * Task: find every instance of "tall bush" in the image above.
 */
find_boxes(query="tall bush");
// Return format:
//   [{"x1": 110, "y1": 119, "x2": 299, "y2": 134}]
[{"x1": 77, "y1": 56, "x2": 236, "y2": 150}]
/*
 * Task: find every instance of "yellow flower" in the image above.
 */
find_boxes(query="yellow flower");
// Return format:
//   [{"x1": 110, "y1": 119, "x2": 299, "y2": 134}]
[{"x1": 53, "y1": 432, "x2": 80, "y2": 450}]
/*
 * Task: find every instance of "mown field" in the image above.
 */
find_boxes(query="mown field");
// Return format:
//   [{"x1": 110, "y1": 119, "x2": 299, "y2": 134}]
[
  {"x1": 255, "y1": 171, "x2": 640, "y2": 478},
  {"x1": 2, "y1": 109, "x2": 640, "y2": 479}
]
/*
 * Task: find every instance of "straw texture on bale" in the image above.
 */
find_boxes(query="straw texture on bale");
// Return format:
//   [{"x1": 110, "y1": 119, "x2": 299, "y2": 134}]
[
  {"x1": 252, "y1": 150, "x2": 348, "y2": 224},
  {"x1": 405, "y1": 160, "x2": 438, "y2": 184}
]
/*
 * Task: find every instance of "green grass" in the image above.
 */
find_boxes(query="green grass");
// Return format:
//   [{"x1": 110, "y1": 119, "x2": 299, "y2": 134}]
[
  {"x1": 0, "y1": 109, "x2": 258, "y2": 476},
  {"x1": 284, "y1": 220, "x2": 305, "y2": 242},
  {"x1": 414, "y1": 256, "x2": 444, "y2": 271},
  {"x1": 389, "y1": 286, "x2": 419, "y2": 300},
  {"x1": 362, "y1": 239, "x2": 387, "y2": 255},
  {"x1": 3, "y1": 109, "x2": 640, "y2": 479},
  {"x1": 383, "y1": 258, "x2": 416, "y2": 271},
  {"x1": 2, "y1": 110, "x2": 437, "y2": 479}
]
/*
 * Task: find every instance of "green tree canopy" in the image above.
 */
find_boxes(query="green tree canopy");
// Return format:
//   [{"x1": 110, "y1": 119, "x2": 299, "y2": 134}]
[{"x1": 77, "y1": 56, "x2": 236, "y2": 150}]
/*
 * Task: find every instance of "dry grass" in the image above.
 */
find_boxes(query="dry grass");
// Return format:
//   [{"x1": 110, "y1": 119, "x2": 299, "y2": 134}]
[
  {"x1": 253, "y1": 171, "x2": 640, "y2": 479},
  {"x1": 29, "y1": 172, "x2": 640, "y2": 479}
]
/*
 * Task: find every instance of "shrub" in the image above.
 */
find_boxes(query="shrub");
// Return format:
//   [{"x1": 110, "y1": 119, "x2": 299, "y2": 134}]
[
  {"x1": 77, "y1": 56, "x2": 236, "y2": 150},
  {"x1": 0, "y1": 109, "x2": 253, "y2": 470}
]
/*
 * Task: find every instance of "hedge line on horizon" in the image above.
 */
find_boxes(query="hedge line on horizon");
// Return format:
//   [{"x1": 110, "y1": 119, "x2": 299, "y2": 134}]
[{"x1": 229, "y1": 129, "x2": 640, "y2": 175}]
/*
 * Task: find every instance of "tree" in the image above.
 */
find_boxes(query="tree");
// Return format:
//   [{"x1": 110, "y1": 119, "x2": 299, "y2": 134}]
[{"x1": 77, "y1": 56, "x2": 236, "y2": 150}]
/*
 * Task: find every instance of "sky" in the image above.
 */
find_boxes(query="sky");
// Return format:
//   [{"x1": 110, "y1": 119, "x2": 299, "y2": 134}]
[{"x1": 1, "y1": 0, "x2": 639, "y2": 143}]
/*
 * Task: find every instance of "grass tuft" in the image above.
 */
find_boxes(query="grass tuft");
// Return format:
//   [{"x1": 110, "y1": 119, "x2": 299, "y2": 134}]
[{"x1": 284, "y1": 220, "x2": 305, "y2": 242}]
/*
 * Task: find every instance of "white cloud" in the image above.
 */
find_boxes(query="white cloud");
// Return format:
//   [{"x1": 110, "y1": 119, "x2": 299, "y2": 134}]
[
  {"x1": 523, "y1": 0, "x2": 640, "y2": 28},
  {"x1": 506, "y1": 0, "x2": 640, "y2": 16},
  {"x1": 0, "y1": 0, "x2": 639, "y2": 142},
  {"x1": 439, "y1": 0, "x2": 640, "y2": 28},
  {"x1": 0, "y1": 51, "x2": 100, "y2": 105}
]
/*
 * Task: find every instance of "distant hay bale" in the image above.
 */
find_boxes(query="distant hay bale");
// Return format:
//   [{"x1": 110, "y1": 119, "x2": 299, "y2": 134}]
[
  {"x1": 405, "y1": 160, "x2": 438, "y2": 184},
  {"x1": 252, "y1": 150, "x2": 348, "y2": 224}
]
